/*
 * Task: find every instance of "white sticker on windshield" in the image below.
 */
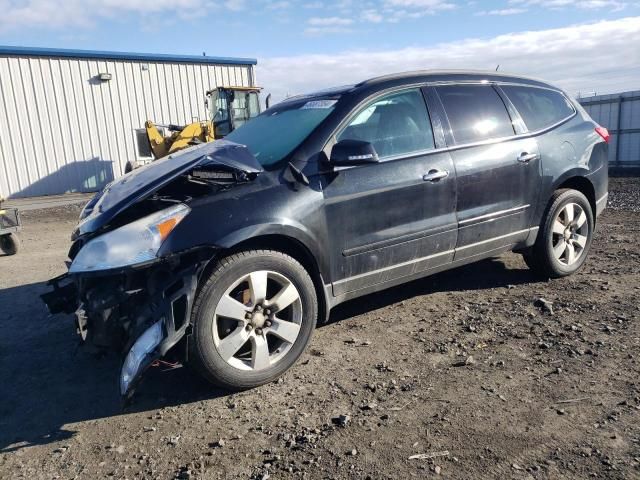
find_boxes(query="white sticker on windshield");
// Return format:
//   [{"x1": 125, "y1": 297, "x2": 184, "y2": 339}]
[{"x1": 301, "y1": 100, "x2": 337, "y2": 109}]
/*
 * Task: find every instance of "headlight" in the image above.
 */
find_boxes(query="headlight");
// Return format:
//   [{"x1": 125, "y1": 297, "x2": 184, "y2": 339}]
[{"x1": 70, "y1": 204, "x2": 190, "y2": 273}]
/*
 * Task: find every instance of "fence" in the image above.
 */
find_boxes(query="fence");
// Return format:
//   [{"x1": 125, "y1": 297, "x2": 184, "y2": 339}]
[{"x1": 578, "y1": 90, "x2": 640, "y2": 168}]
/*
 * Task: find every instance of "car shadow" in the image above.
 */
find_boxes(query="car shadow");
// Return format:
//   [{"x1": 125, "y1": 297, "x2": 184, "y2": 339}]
[
  {"x1": 0, "y1": 280, "x2": 227, "y2": 453},
  {"x1": 0, "y1": 256, "x2": 540, "y2": 452}
]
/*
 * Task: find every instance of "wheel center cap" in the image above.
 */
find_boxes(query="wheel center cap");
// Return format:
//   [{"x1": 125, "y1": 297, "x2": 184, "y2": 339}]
[{"x1": 252, "y1": 311, "x2": 266, "y2": 328}]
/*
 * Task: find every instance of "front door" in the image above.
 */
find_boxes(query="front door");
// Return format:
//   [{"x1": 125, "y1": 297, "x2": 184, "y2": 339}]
[
  {"x1": 321, "y1": 88, "x2": 457, "y2": 296},
  {"x1": 433, "y1": 84, "x2": 541, "y2": 259}
]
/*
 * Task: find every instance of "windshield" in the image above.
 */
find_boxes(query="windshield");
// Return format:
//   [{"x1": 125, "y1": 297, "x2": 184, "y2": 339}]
[{"x1": 224, "y1": 98, "x2": 337, "y2": 167}]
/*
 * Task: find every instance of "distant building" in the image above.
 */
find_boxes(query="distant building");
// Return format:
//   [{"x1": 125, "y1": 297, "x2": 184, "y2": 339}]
[
  {"x1": 0, "y1": 46, "x2": 257, "y2": 198},
  {"x1": 579, "y1": 91, "x2": 640, "y2": 168}
]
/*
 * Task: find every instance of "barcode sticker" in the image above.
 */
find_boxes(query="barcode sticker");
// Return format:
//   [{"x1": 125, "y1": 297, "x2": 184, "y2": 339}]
[{"x1": 301, "y1": 100, "x2": 337, "y2": 109}]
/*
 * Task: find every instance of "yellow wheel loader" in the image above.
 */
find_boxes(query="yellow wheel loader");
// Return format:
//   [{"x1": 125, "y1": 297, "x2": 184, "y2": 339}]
[{"x1": 137, "y1": 86, "x2": 262, "y2": 169}]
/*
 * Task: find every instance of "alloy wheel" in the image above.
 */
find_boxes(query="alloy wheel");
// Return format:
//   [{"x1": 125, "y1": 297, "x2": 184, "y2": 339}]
[
  {"x1": 212, "y1": 270, "x2": 303, "y2": 371},
  {"x1": 551, "y1": 202, "x2": 589, "y2": 266}
]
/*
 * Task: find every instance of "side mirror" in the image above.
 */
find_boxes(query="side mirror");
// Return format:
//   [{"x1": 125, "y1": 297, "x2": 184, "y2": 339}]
[{"x1": 330, "y1": 139, "x2": 380, "y2": 167}]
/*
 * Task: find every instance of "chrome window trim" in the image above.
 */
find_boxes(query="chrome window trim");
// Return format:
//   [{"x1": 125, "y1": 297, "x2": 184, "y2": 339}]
[
  {"x1": 495, "y1": 83, "x2": 577, "y2": 136},
  {"x1": 330, "y1": 85, "x2": 438, "y2": 163},
  {"x1": 322, "y1": 80, "x2": 577, "y2": 169}
]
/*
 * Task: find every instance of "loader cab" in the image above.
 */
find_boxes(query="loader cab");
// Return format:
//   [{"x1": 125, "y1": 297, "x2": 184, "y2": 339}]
[{"x1": 207, "y1": 87, "x2": 261, "y2": 138}]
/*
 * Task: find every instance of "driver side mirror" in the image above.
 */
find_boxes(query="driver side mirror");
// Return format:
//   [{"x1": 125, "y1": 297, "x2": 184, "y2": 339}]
[{"x1": 330, "y1": 139, "x2": 380, "y2": 167}]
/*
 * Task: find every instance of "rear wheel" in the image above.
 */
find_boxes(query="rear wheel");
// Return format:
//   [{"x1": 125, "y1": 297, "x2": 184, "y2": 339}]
[
  {"x1": 0, "y1": 233, "x2": 19, "y2": 256},
  {"x1": 189, "y1": 250, "x2": 317, "y2": 390},
  {"x1": 524, "y1": 189, "x2": 594, "y2": 278}
]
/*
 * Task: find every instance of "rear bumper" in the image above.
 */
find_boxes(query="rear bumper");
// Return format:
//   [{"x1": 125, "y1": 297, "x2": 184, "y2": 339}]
[{"x1": 595, "y1": 192, "x2": 608, "y2": 217}]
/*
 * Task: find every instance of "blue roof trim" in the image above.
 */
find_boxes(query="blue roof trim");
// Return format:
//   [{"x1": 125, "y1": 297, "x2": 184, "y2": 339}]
[{"x1": 0, "y1": 45, "x2": 257, "y2": 66}]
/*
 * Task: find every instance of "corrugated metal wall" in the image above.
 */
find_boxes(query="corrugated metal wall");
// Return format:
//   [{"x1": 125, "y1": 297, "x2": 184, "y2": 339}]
[
  {"x1": 579, "y1": 90, "x2": 640, "y2": 167},
  {"x1": 0, "y1": 54, "x2": 254, "y2": 198}
]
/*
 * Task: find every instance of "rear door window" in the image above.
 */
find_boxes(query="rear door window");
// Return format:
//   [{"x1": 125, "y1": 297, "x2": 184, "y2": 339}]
[
  {"x1": 501, "y1": 85, "x2": 575, "y2": 132},
  {"x1": 337, "y1": 88, "x2": 435, "y2": 159},
  {"x1": 436, "y1": 85, "x2": 515, "y2": 145}
]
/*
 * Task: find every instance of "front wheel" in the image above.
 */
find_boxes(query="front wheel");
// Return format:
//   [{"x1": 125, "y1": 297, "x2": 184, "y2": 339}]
[
  {"x1": 189, "y1": 250, "x2": 318, "y2": 390},
  {"x1": 524, "y1": 189, "x2": 594, "y2": 278}
]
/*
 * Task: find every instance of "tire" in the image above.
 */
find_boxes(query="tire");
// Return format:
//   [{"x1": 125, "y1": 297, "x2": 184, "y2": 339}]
[
  {"x1": 0, "y1": 233, "x2": 19, "y2": 256},
  {"x1": 523, "y1": 189, "x2": 594, "y2": 278},
  {"x1": 189, "y1": 250, "x2": 318, "y2": 390}
]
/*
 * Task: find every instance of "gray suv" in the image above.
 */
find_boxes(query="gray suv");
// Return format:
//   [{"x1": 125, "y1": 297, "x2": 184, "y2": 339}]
[{"x1": 43, "y1": 71, "x2": 609, "y2": 398}]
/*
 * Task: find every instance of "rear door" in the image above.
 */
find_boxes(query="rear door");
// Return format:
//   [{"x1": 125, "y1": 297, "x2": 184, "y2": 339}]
[
  {"x1": 432, "y1": 84, "x2": 541, "y2": 260},
  {"x1": 321, "y1": 88, "x2": 457, "y2": 296}
]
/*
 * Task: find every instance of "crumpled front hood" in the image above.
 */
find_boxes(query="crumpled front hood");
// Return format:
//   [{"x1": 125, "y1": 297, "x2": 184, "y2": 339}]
[{"x1": 75, "y1": 141, "x2": 263, "y2": 237}]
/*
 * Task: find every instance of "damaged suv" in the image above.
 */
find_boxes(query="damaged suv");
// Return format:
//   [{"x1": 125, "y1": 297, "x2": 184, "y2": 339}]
[{"x1": 43, "y1": 71, "x2": 609, "y2": 398}]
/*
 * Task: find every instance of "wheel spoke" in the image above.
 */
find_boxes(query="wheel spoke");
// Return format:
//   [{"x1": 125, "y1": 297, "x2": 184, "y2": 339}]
[
  {"x1": 552, "y1": 220, "x2": 565, "y2": 235},
  {"x1": 217, "y1": 326, "x2": 250, "y2": 361},
  {"x1": 575, "y1": 210, "x2": 587, "y2": 229},
  {"x1": 269, "y1": 282, "x2": 300, "y2": 312},
  {"x1": 269, "y1": 318, "x2": 301, "y2": 344},
  {"x1": 564, "y1": 203, "x2": 575, "y2": 223},
  {"x1": 251, "y1": 335, "x2": 271, "y2": 370},
  {"x1": 573, "y1": 234, "x2": 587, "y2": 249},
  {"x1": 553, "y1": 240, "x2": 566, "y2": 259},
  {"x1": 565, "y1": 243, "x2": 576, "y2": 264},
  {"x1": 248, "y1": 271, "x2": 268, "y2": 306},
  {"x1": 216, "y1": 295, "x2": 249, "y2": 321}
]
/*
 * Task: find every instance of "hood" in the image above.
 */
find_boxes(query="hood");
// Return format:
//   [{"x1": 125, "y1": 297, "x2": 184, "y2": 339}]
[{"x1": 76, "y1": 141, "x2": 263, "y2": 236}]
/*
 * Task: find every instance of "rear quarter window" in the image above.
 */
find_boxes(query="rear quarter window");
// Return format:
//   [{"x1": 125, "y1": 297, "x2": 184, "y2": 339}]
[{"x1": 501, "y1": 85, "x2": 575, "y2": 132}]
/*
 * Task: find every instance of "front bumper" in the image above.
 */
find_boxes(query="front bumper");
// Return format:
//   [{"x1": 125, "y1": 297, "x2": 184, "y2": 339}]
[{"x1": 41, "y1": 261, "x2": 201, "y2": 399}]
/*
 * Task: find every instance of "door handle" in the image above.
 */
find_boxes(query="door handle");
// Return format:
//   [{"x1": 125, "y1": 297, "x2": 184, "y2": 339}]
[
  {"x1": 517, "y1": 152, "x2": 540, "y2": 163},
  {"x1": 423, "y1": 169, "x2": 449, "y2": 182}
]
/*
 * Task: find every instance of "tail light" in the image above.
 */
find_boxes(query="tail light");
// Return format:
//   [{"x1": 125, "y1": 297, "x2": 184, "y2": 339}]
[{"x1": 595, "y1": 126, "x2": 610, "y2": 143}]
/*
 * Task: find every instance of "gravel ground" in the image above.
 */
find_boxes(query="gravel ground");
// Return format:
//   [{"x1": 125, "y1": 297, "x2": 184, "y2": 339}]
[
  {"x1": 608, "y1": 176, "x2": 640, "y2": 212},
  {"x1": 0, "y1": 177, "x2": 639, "y2": 479}
]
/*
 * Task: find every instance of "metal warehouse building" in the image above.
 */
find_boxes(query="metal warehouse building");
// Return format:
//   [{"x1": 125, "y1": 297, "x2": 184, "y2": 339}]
[{"x1": 0, "y1": 46, "x2": 257, "y2": 198}]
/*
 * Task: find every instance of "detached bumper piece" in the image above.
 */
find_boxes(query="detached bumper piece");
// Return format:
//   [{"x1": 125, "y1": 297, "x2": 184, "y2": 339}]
[
  {"x1": 118, "y1": 264, "x2": 200, "y2": 399},
  {"x1": 41, "y1": 274, "x2": 78, "y2": 314},
  {"x1": 41, "y1": 263, "x2": 202, "y2": 399}
]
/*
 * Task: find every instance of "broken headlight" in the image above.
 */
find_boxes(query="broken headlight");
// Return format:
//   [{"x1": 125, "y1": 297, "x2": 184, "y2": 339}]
[
  {"x1": 120, "y1": 320, "x2": 164, "y2": 396},
  {"x1": 69, "y1": 204, "x2": 190, "y2": 273}
]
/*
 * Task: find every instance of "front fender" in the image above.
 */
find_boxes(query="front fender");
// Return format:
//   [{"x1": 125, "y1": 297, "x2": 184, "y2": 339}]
[
  {"x1": 160, "y1": 217, "x2": 328, "y2": 279},
  {"x1": 158, "y1": 179, "x2": 328, "y2": 277}
]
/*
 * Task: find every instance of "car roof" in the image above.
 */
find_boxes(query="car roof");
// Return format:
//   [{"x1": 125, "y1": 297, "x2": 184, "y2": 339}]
[
  {"x1": 274, "y1": 70, "x2": 561, "y2": 109},
  {"x1": 354, "y1": 69, "x2": 558, "y2": 91}
]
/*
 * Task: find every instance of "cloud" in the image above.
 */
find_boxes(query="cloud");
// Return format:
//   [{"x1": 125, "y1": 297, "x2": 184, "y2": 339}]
[
  {"x1": 259, "y1": 16, "x2": 640, "y2": 102},
  {"x1": 362, "y1": 9, "x2": 385, "y2": 22},
  {"x1": 304, "y1": 15, "x2": 354, "y2": 35},
  {"x1": 385, "y1": 0, "x2": 456, "y2": 10},
  {"x1": 476, "y1": 8, "x2": 528, "y2": 15},
  {"x1": 0, "y1": 0, "x2": 224, "y2": 31},
  {"x1": 307, "y1": 17, "x2": 354, "y2": 26},
  {"x1": 509, "y1": 0, "x2": 628, "y2": 10}
]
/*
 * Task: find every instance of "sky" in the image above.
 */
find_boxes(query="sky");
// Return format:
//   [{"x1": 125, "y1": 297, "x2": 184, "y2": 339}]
[{"x1": 0, "y1": 0, "x2": 639, "y2": 102}]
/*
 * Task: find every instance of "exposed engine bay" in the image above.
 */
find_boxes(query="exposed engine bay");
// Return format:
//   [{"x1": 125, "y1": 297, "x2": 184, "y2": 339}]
[{"x1": 41, "y1": 141, "x2": 264, "y2": 398}]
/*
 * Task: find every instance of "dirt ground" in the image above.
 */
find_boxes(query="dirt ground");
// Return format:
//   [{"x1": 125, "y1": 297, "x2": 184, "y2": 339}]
[{"x1": 1, "y1": 177, "x2": 639, "y2": 480}]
